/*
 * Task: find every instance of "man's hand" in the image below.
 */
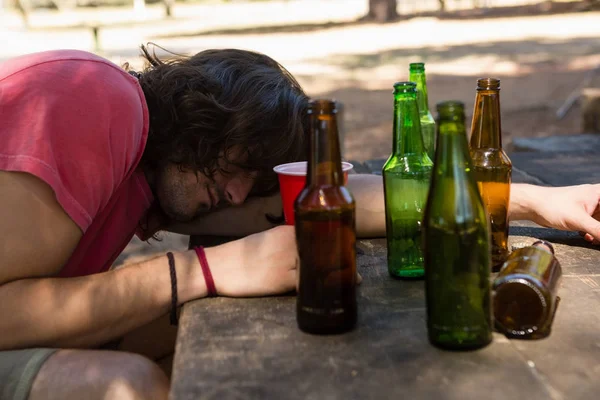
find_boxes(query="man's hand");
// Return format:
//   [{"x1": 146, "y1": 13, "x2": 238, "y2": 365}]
[
  {"x1": 511, "y1": 183, "x2": 600, "y2": 244},
  {"x1": 205, "y1": 226, "x2": 298, "y2": 297},
  {"x1": 204, "y1": 225, "x2": 363, "y2": 298}
]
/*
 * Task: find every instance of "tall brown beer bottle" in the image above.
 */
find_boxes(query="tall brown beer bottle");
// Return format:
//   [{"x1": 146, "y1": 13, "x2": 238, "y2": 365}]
[
  {"x1": 469, "y1": 78, "x2": 512, "y2": 271},
  {"x1": 295, "y1": 99, "x2": 357, "y2": 334}
]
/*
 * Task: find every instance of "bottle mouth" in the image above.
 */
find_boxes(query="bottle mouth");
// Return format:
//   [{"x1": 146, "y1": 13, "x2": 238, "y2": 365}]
[
  {"x1": 493, "y1": 278, "x2": 549, "y2": 337},
  {"x1": 307, "y1": 99, "x2": 338, "y2": 114},
  {"x1": 531, "y1": 240, "x2": 555, "y2": 255},
  {"x1": 436, "y1": 100, "x2": 465, "y2": 116},
  {"x1": 393, "y1": 81, "x2": 417, "y2": 94},
  {"x1": 477, "y1": 78, "x2": 500, "y2": 90},
  {"x1": 409, "y1": 62, "x2": 425, "y2": 72}
]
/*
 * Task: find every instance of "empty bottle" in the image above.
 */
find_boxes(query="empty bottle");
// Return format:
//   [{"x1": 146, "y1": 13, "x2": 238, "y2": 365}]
[
  {"x1": 409, "y1": 62, "x2": 436, "y2": 161},
  {"x1": 493, "y1": 240, "x2": 562, "y2": 339},
  {"x1": 382, "y1": 82, "x2": 433, "y2": 279}
]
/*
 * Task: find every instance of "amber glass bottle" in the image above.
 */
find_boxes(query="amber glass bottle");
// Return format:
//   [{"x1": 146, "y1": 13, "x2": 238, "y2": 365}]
[
  {"x1": 295, "y1": 99, "x2": 357, "y2": 334},
  {"x1": 469, "y1": 78, "x2": 512, "y2": 271}
]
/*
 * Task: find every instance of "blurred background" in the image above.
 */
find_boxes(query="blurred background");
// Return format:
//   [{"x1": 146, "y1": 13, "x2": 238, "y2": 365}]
[
  {"x1": 2, "y1": 0, "x2": 599, "y2": 159},
  {"x1": 2, "y1": 0, "x2": 599, "y2": 259}
]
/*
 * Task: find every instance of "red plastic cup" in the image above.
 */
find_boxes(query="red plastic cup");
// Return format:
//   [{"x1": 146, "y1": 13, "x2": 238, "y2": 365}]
[{"x1": 273, "y1": 161, "x2": 354, "y2": 225}]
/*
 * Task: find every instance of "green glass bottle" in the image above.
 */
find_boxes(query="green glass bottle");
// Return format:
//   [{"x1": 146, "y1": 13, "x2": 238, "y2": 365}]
[
  {"x1": 469, "y1": 78, "x2": 512, "y2": 271},
  {"x1": 409, "y1": 63, "x2": 436, "y2": 161},
  {"x1": 423, "y1": 101, "x2": 492, "y2": 350},
  {"x1": 382, "y1": 82, "x2": 433, "y2": 279}
]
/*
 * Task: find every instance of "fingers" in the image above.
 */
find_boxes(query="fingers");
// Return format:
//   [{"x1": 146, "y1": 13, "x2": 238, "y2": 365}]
[
  {"x1": 577, "y1": 215, "x2": 600, "y2": 245},
  {"x1": 582, "y1": 234, "x2": 600, "y2": 245},
  {"x1": 587, "y1": 234, "x2": 600, "y2": 245},
  {"x1": 579, "y1": 231, "x2": 595, "y2": 242},
  {"x1": 357, "y1": 272, "x2": 363, "y2": 285}
]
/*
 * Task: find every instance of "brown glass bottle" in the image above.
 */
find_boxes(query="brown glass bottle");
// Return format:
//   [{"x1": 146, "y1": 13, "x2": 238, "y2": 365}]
[
  {"x1": 493, "y1": 240, "x2": 562, "y2": 339},
  {"x1": 469, "y1": 78, "x2": 512, "y2": 271},
  {"x1": 295, "y1": 99, "x2": 357, "y2": 335}
]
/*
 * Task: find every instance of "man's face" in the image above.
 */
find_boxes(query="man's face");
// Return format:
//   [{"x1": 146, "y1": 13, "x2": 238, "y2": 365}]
[{"x1": 155, "y1": 155, "x2": 257, "y2": 223}]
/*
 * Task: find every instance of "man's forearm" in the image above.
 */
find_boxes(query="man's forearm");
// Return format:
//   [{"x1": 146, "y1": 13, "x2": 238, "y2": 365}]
[
  {"x1": 168, "y1": 194, "x2": 282, "y2": 237},
  {"x1": 509, "y1": 183, "x2": 540, "y2": 221},
  {"x1": 169, "y1": 174, "x2": 388, "y2": 238},
  {"x1": 347, "y1": 174, "x2": 386, "y2": 238},
  {"x1": 350, "y1": 179, "x2": 543, "y2": 234},
  {"x1": 0, "y1": 251, "x2": 204, "y2": 350},
  {"x1": 170, "y1": 177, "x2": 540, "y2": 238}
]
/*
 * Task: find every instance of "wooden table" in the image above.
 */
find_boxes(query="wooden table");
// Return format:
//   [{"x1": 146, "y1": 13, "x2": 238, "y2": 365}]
[{"x1": 172, "y1": 145, "x2": 600, "y2": 400}]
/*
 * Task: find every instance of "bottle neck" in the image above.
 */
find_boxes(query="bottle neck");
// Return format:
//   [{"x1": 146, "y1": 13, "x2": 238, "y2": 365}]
[
  {"x1": 409, "y1": 71, "x2": 430, "y2": 116},
  {"x1": 393, "y1": 94, "x2": 426, "y2": 156},
  {"x1": 307, "y1": 113, "x2": 344, "y2": 186},
  {"x1": 434, "y1": 117, "x2": 472, "y2": 174},
  {"x1": 470, "y1": 89, "x2": 502, "y2": 149}
]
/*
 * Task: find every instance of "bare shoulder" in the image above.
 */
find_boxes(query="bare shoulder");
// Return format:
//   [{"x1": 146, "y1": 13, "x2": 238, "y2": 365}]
[{"x1": 0, "y1": 171, "x2": 82, "y2": 284}]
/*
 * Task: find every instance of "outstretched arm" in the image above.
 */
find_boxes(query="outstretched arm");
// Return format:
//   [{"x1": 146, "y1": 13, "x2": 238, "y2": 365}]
[
  {"x1": 347, "y1": 174, "x2": 386, "y2": 237},
  {"x1": 510, "y1": 183, "x2": 600, "y2": 243},
  {"x1": 167, "y1": 174, "x2": 387, "y2": 238},
  {"x1": 168, "y1": 177, "x2": 600, "y2": 244},
  {"x1": 351, "y1": 179, "x2": 600, "y2": 242}
]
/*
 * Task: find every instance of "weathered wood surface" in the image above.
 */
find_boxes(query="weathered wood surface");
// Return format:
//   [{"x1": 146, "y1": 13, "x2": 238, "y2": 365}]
[
  {"x1": 507, "y1": 226, "x2": 600, "y2": 400},
  {"x1": 172, "y1": 230, "x2": 600, "y2": 400},
  {"x1": 174, "y1": 150, "x2": 600, "y2": 400}
]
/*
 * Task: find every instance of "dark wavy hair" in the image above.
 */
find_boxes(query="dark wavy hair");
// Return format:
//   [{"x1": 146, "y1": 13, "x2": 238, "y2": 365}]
[{"x1": 136, "y1": 45, "x2": 308, "y2": 197}]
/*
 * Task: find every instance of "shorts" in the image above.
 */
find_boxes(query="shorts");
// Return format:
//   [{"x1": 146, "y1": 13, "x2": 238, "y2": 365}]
[{"x1": 0, "y1": 349, "x2": 57, "y2": 400}]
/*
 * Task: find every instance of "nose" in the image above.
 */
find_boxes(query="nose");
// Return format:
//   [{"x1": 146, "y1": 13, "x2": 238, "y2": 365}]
[{"x1": 224, "y1": 177, "x2": 253, "y2": 206}]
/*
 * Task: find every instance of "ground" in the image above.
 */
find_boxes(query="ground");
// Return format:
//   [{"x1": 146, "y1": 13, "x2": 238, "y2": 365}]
[{"x1": 1, "y1": 0, "x2": 600, "y2": 258}]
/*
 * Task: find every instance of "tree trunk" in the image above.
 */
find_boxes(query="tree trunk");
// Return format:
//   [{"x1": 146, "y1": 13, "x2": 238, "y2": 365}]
[
  {"x1": 367, "y1": 0, "x2": 398, "y2": 23},
  {"x1": 14, "y1": 0, "x2": 30, "y2": 28},
  {"x1": 438, "y1": 0, "x2": 446, "y2": 13},
  {"x1": 163, "y1": 0, "x2": 174, "y2": 17}
]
